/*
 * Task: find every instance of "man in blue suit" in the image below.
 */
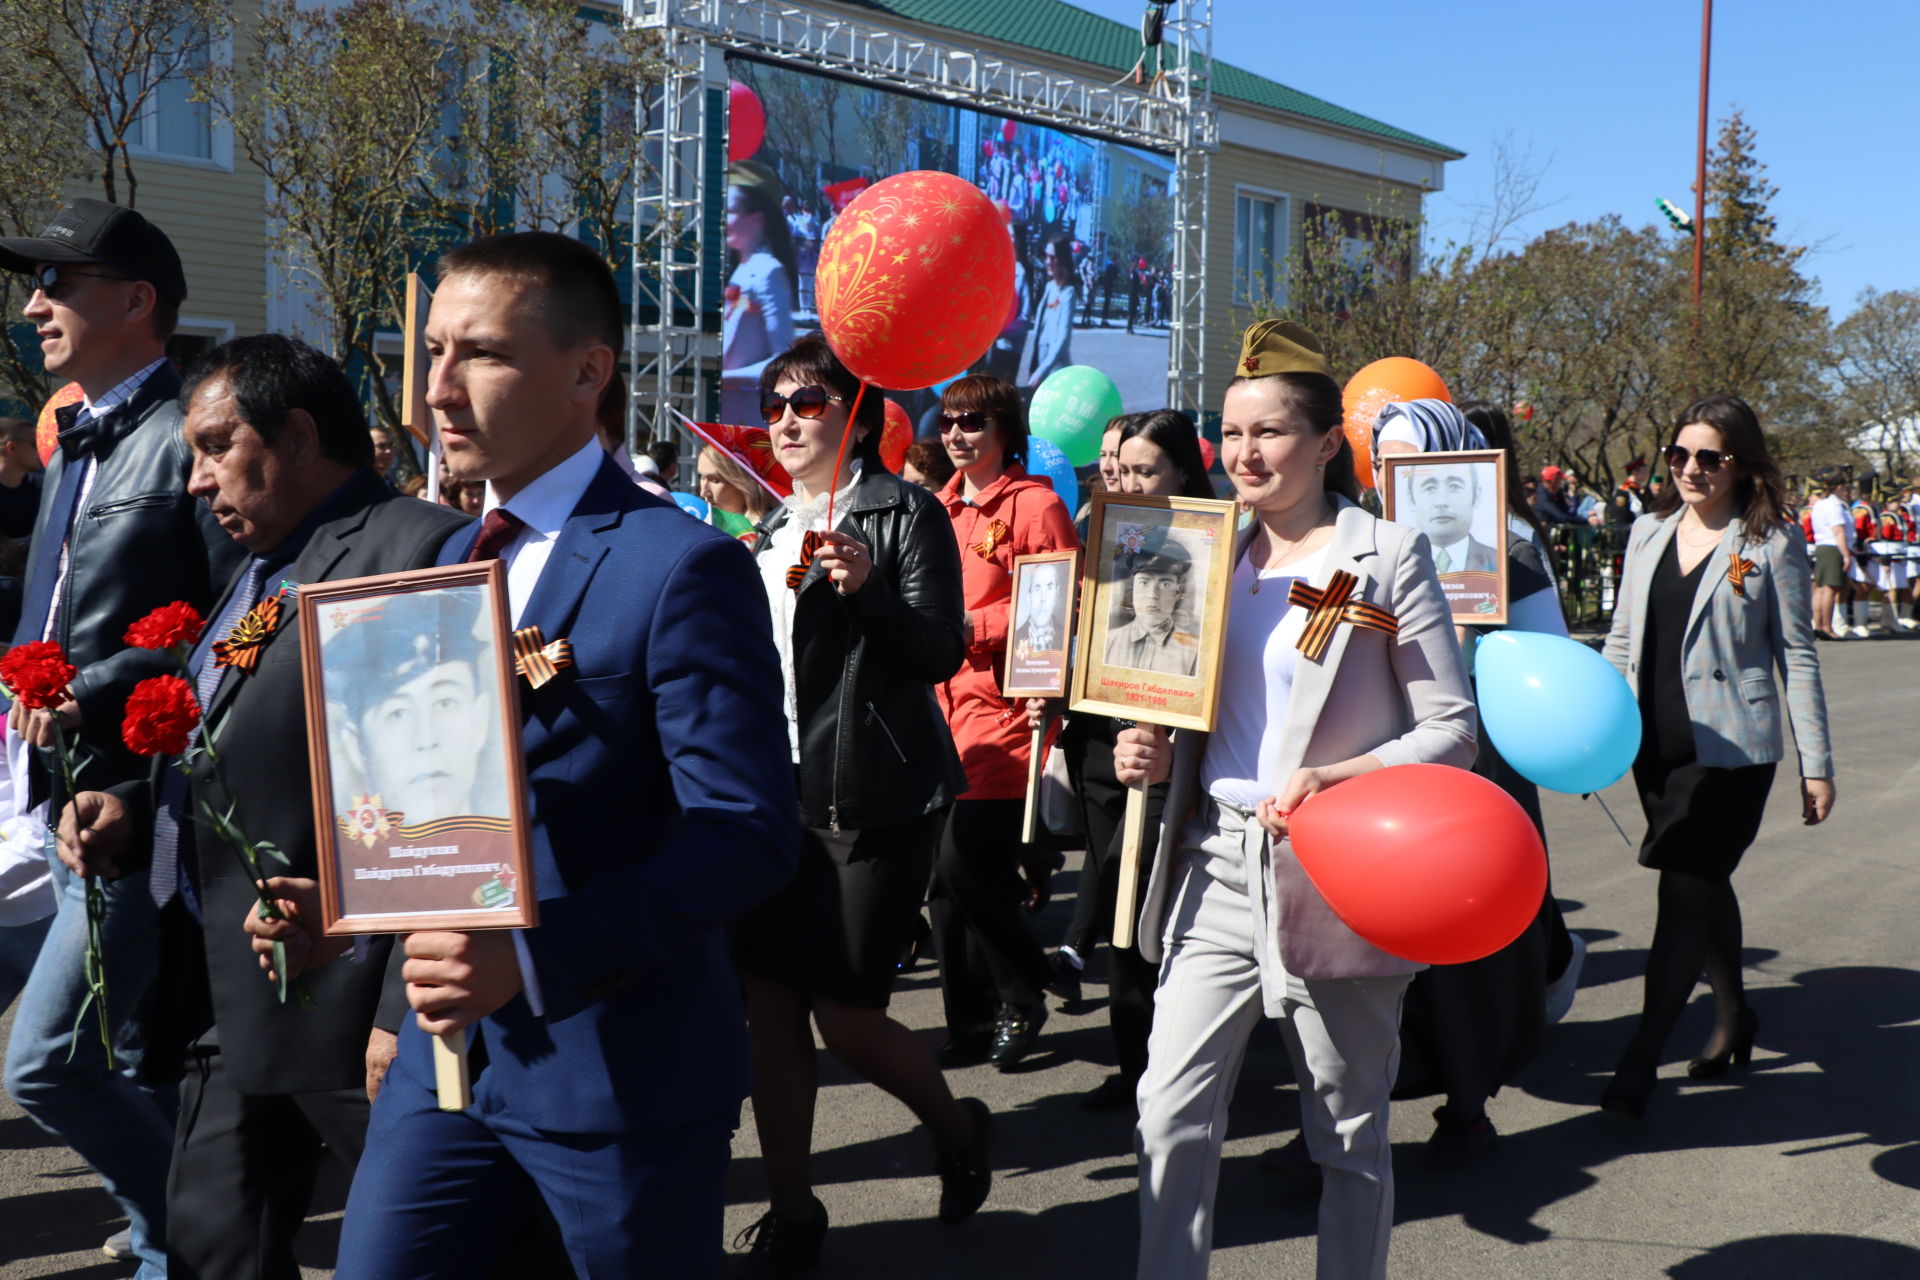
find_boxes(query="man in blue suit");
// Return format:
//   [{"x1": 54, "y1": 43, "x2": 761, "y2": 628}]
[{"x1": 252, "y1": 231, "x2": 799, "y2": 1277}]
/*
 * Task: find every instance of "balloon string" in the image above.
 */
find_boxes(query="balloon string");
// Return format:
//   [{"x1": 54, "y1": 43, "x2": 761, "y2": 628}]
[
  {"x1": 826, "y1": 381, "x2": 868, "y2": 530},
  {"x1": 1586, "y1": 792, "x2": 1632, "y2": 846}
]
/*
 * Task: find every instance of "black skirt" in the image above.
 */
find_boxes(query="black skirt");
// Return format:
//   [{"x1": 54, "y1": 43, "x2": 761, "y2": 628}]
[{"x1": 1632, "y1": 757, "x2": 1776, "y2": 877}]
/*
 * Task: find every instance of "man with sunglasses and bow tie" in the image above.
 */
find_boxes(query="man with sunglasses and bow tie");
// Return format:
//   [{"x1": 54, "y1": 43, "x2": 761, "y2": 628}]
[{"x1": 0, "y1": 198, "x2": 244, "y2": 1277}]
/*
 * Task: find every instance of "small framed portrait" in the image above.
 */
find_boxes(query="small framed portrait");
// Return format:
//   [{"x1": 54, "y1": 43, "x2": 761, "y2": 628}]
[
  {"x1": 1382, "y1": 449, "x2": 1511, "y2": 624},
  {"x1": 1003, "y1": 550, "x2": 1080, "y2": 699},
  {"x1": 297, "y1": 562, "x2": 537, "y2": 935},
  {"x1": 1070, "y1": 492, "x2": 1239, "y2": 731}
]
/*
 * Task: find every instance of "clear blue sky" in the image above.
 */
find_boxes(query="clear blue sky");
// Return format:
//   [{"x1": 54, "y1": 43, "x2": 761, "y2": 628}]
[{"x1": 1071, "y1": 0, "x2": 1916, "y2": 317}]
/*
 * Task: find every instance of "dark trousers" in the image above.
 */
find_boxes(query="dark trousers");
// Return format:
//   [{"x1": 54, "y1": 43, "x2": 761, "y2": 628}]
[
  {"x1": 931, "y1": 798, "x2": 1051, "y2": 1035},
  {"x1": 167, "y1": 1048, "x2": 369, "y2": 1280},
  {"x1": 1065, "y1": 744, "x2": 1162, "y2": 1082},
  {"x1": 335, "y1": 1063, "x2": 730, "y2": 1279}
]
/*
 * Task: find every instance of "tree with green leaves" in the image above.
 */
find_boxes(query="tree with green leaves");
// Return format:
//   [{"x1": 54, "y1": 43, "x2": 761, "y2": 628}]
[{"x1": 1832, "y1": 287, "x2": 1920, "y2": 477}]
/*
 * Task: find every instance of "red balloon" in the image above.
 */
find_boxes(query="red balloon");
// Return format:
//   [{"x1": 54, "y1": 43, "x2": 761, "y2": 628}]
[
  {"x1": 879, "y1": 400, "x2": 912, "y2": 472},
  {"x1": 815, "y1": 171, "x2": 1014, "y2": 390},
  {"x1": 728, "y1": 82, "x2": 765, "y2": 162},
  {"x1": 1341, "y1": 357, "x2": 1451, "y2": 488},
  {"x1": 993, "y1": 198, "x2": 1013, "y2": 225},
  {"x1": 1001, "y1": 119, "x2": 1017, "y2": 142},
  {"x1": 37, "y1": 381, "x2": 81, "y2": 466},
  {"x1": 1287, "y1": 764, "x2": 1546, "y2": 965},
  {"x1": 1197, "y1": 436, "x2": 1216, "y2": 471}
]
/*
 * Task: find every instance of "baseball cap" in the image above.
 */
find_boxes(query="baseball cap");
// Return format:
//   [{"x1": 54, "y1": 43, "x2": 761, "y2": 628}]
[
  {"x1": 0, "y1": 198, "x2": 188, "y2": 303},
  {"x1": 1540, "y1": 465, "x2": 1564, "y2": 485}
]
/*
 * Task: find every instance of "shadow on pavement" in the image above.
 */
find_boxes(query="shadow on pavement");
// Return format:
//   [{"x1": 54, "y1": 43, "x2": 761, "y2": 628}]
[
  {"x1": 0, "y1": 1185, "x2": 129, "y2": 1272},
  {"x1": 1665, "y1": 1233, "x2": 1920, "y2": 1278}
]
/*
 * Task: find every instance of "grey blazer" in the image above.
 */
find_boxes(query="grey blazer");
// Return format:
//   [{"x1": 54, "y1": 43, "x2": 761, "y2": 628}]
[
  {"x1": 1135, "y1": 498, "x2": 1479, "y2": 981},
  {"x1": 1602, "y1": 511, "x2": 1832, "y2": 779}
]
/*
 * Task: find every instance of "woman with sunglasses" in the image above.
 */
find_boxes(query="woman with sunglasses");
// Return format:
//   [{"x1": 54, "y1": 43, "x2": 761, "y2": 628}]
[
  {"x1": 931, "y1": 375, "x2": 1079, "y2": 1072},
  {"x1": 1117, "y1": 321, "x2": 1475, "y2": 1280},
  {"x1": 731, "y1": 335, "x2": 993, "y2": 1274},
  {"x1": 1025, "y1": 233, "x2": 1079, "y2": 388},
  {"x1": 1598, "y1": 395, "x2": 1834, "y2": 1119},
  {"x1": 1034, "y1": 409, "x2": 1213, "y2": 1111}
]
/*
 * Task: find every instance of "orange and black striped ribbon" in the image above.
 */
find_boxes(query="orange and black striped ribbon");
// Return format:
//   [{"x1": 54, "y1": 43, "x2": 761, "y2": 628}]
[
  {"x1": 212, "y1": 594, "x2": 283, "y2": 672},
  {"x1": 512, "y1": 625, "x2": 573, "y2": 689},
  {"x1": 1287, "y1": 570, "x2": 1400, "y2": 662},
  {"x1": 1726, "y1": 553, "x2": 1756, "y2": 597},
  {"x1": 787, "y1": 530, "x2": 826, "y2": 591},
  {"x1": 970, "y1": 518, "x2": 1011, "y2": 560}
]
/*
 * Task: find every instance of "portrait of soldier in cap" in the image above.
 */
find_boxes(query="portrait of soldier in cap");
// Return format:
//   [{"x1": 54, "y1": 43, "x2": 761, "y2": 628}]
[{"x1": 1103, "y1": 529, "x2": 1201, "y2": 677}]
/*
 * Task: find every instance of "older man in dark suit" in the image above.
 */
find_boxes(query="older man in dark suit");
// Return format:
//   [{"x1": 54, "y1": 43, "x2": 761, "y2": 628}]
[{"x1": 58, "y1": 334, "x2": 470, "y2": 1279}]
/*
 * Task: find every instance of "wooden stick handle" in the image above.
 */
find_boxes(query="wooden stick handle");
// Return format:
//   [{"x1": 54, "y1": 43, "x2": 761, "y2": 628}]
[
  {"x1": 1021, "y1": 723, "x2": 1047, "y2": 845},
  {"x1": 1112, "y1": 781, "x2": 1148, "y2": 952},
  {"x1": 433, "y1": 1028, "x2": 472, "y2": 1111}
]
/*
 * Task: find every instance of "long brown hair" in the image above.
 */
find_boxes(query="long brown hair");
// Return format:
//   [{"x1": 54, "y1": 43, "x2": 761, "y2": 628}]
[
  {"x1": 1649, "y1": 395, "x2": 1790, "y2": 545},
  {"x1": 1225, "y1": 371, "x2": 1362, "y2": 502}
]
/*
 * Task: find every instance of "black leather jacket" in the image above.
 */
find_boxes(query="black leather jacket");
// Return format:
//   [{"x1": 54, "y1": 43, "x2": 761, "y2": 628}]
[
  {"x1": 22, "y1": 363, "x2": 244, "y2": 793},
  {"x1": 757, "y1": 468, "x2": 969, "y2": 831}
]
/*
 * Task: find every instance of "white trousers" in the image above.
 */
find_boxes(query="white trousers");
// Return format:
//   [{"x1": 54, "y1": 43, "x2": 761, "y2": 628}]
[{"x1": 1135, "y1": 805, "x2": 1410, "y2": 1280}]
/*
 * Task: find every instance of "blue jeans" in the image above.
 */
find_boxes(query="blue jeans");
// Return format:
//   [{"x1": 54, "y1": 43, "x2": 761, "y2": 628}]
[{"x1": 3, "y1": 843, "x2": 175, "y2": 1279}]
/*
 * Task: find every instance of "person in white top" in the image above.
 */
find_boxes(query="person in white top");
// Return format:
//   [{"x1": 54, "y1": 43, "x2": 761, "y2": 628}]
[
  {"x1": 719, "y1": 162, "x2": 797, "y2": 428},
  {"x1": 1807, "y1": 477, "x2": 1852, "y2": 640}
]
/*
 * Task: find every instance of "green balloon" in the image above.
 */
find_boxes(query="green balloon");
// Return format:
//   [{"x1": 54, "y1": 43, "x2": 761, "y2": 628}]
[{"x1": 1029, "y1": 365, "x2": 1122, "y2": 467}]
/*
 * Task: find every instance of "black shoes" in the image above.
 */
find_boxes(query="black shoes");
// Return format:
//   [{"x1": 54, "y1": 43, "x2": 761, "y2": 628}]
[
  {"x1": 1600, "y1": 1063, "x2": 1657, "y2": 1120},
  {"x1": 1079, "y1": 1073, "x2": 1138, "y2": 1113},
  {"x1": 1421, "y1": 1105, "x2": 1496, "y2": 1169},
  {"x1": 1044, "y1": 950, "x2": 1084, "y2": 1003},
  {"x1": 1688, "y1": 1007, "x2": 1759, "y2": 1079},
  {"x1": 732, "y1": 1196, "x2": 827, "y2": 1276},
  {"x1": 935, "y1": 1031, "x2": 993, "y2": 1069},
  {"x1": 989, "y1": 1002, "x2": 1048, "y2": 1071},
  {"x1": 935, "y1": 1097, "x2": 995, "y2": 1224}
]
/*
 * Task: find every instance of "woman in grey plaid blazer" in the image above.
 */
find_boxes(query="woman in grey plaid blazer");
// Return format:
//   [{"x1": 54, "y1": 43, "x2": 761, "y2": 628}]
[{"x1": 1599, "y1": 395, "x2": 1834, "y2": 1119}]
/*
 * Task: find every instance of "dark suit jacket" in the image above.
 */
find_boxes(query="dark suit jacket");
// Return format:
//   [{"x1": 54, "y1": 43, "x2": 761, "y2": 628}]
[
  {"x1": 386, "y1": 456, "x2": 799, "y2": 1135},
  {"x1": 1434, "y1": 535, "x2": 1498, "y2": 575},
  {"x1": 133, "y1": 478, "x2": 470, "y2": 1095}
]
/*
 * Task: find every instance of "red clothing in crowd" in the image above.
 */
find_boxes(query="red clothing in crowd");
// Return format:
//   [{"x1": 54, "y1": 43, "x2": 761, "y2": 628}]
[{"x1": 935, "y1": 463, "x2": 1078, "y2": 800}]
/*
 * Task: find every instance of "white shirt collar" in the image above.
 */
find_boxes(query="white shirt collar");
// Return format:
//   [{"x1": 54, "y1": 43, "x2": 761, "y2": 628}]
[
  {"x1": 485, "y1": 436, "x2": 606, "y2": 537},
  {"x1": 81, "y1": 357, "x2": 167, "y2": 419}
]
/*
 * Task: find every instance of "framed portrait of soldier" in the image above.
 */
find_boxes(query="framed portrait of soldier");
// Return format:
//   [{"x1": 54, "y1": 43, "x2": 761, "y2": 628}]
[
  {"x1": 297, "y1": 561, "x2": 537, "y2": 935},
  {"x1": 1069, "y1": 492, "x2": 1238, "y2": 732},
  {"x1": 1382, "y1": 449, "x2": 1511, "y2": 624},
  {"x1": 1003, "y1": 550, "x2": 1079, "y2": 699}
]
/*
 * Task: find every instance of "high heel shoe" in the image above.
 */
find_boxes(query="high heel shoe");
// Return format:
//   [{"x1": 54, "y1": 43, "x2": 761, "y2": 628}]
[
  {"x1": 1599, "y1": 1063, "x2": 1657, "y2": 1120},
  {"x1": 1687, "y1": 1007, "x2": 1759, "y2": 1079}
]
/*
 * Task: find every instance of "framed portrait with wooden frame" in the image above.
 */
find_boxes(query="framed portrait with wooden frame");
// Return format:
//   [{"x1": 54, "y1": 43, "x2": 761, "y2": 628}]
[
  {"x1": 1069, "y1": 492, "x2": 1239, "y2": 731},
  {"x1": 298, "y1": 561, "x2": 537, "y2": 937},
  {"x1": 1003, "y1": 549, "x2": 1079, "y2": 844},
  {"x1": 1381, "y1": 449, "x2": 1511, "y2": 624}
]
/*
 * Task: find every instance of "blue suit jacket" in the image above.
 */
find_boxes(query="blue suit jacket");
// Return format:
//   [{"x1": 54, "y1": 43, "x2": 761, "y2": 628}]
[{"x1": 389, "y1": 456, "x2": 799, "y2": 1134}]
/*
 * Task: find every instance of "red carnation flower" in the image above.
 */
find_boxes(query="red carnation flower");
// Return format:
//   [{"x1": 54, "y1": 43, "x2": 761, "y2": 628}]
[
  {"x1": 125, "y1": 601, "x2": 205, "y2": 652},
  {"x1": 122, "y1": 675, "x2": 201, "y2": 757},
  {"x1": 0, "y1": 641, "x2": 77, "y2": 711}
]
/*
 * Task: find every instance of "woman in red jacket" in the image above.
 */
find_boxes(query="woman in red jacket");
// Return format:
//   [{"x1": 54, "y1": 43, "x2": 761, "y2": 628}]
[{"x1": 931, "y1": 374, "x2": 1080, "y2": 1071}]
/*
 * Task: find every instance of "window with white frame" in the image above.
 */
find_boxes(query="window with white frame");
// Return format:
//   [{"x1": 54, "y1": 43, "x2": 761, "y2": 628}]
[
  {"x1": 123, "y1": 22, "x2": 221, "y2": 163},
  {"x1": 1234, "y1": 190, "x2": 1288, "y2": 306}
]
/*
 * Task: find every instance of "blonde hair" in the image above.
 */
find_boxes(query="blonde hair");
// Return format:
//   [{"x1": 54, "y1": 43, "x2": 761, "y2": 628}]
[{"x1": 699, "y1": 445, "x2": 777, "y2": 520}]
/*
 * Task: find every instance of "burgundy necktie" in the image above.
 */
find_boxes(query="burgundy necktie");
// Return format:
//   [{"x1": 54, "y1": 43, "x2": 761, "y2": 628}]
[{"x1": 467, "y1": 508, "x2": 525, "y2": 563}]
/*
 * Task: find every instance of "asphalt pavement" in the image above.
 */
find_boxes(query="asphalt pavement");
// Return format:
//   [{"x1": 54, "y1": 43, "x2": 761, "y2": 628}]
[{"x1": 3, "y1": 636, "x2": 1917, "y2": 1278}]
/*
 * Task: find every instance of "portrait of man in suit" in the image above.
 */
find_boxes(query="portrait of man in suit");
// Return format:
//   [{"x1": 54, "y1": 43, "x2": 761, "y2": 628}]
[
  {"x1": 1104, "y1": 533, "x2": 1200, "y2": 678},
  {"x1": 1007, "y1": 557, "x2": 1071, "y2": 694},
  {"x1": 1404, "y1": 461, "x2": 1497, "y2": 576}
]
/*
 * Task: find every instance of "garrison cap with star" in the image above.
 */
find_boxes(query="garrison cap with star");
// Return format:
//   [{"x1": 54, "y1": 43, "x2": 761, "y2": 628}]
[{"x1": 1236, "y1": 319, "x2": 1331, "y2": 378}]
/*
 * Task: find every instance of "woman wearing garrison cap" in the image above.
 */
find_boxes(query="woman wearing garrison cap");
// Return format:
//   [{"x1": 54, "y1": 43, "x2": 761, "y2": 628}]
[{"x1": 1116, "y1": 320, "x2": 1476, "y2": 1280}]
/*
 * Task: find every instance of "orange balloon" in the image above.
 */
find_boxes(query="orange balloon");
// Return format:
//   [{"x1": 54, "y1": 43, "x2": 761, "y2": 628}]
[
  {"x1": 879, "y1": 399, "x2": 912, "y2": 472},
  {"x1": 1341, "y1": 357, "x2": 1451, "y2": 488},
  {"x1": 815, "y1": 171, "x2": 1014, "y2": 390},
  {"x1": 36, "y1": 382, "x2": 83, "y2": 466}
]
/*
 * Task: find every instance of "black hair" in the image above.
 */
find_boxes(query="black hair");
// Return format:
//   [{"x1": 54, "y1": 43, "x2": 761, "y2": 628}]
[
  {"x1": 762, "y1": 332, "x2": 885, "y2": 470},
  {"x1": 180, "y1": 334, "x2": 375, "y2": 468},
  {"x1": 1118, "y1": 409, "x2": 1213, "y2": 499},
  {"x1": 1457, "y1": 399, "x2": 1548, "y2": 546},
  {"x1": 1225, "y1": 370, "x2": 1361, "y2": 502},
  {"x1": 438, "y1": 231, "x2": 624, "y2": 355},
  {"x1": 646, "y1": 439, "x2": 679, "y2": 478}
]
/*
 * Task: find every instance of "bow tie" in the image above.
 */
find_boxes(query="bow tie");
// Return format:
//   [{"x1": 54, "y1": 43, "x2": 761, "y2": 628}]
[
  {"x1": 57, "y1": 403, "x2": 105, "y2": 461},
  {"x1": 1287, "y1": 570, "x2": 1400, "y2": 661}
]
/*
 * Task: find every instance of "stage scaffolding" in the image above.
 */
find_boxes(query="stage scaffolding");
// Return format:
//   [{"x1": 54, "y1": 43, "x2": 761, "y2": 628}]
[{"x1": 625, "y1": 0, "x2": 1215, "y2": 447}]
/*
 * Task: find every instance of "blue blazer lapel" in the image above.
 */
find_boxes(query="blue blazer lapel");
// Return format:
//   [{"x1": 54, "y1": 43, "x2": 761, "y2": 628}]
[
  {"x1": 514, "y1": 459, "x2": 627, "y2": 643},
  {"x1": 439, "y1": 521, "x2": 481, "y2": 567}
]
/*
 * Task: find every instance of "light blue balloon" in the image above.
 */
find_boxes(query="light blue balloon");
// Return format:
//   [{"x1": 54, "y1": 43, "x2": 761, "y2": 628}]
[
  {"x1": 1028, "y1": 437, "x2": 1079, "y2": 515},
  {"x1": 671, "y1": 492, "x2": 711, "y2": 520},
  {"x1": 1474, "y1": 631, "x2": 1641, "y2": 794}
]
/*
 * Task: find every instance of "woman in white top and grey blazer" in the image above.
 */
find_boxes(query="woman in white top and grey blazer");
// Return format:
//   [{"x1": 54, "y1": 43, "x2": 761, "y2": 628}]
[
  {"x1": 1117, "y1": 321, "x2": 1476, "y2": 1280},
  {"x1": 1600, "y1": 395, "x2": 1834, "y2": 1120}
]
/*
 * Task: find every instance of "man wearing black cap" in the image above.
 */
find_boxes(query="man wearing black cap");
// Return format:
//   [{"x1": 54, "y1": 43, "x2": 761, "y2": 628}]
[{"x1": 0, "y1": 197, "x2": 242, "y2": 1277}]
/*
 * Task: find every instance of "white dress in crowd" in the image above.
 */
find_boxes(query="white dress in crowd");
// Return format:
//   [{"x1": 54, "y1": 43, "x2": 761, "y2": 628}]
[{"x1": 720, "y1": 249, "x2": 794, "y2": 428}]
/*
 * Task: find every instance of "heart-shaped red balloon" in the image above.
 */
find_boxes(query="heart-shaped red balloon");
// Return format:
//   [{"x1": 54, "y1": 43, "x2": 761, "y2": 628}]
[{"x1": 1287, "y1": 764, "x2": 1546, "y2": 965}]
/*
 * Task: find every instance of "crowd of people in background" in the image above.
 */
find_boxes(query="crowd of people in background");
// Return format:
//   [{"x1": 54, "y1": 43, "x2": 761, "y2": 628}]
[{"x1": 0, "y1": 195, "x2": 1879, "y2": 1280}]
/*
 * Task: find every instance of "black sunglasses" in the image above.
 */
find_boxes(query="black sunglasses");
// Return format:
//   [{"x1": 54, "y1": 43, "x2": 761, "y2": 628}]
[
  {"x1": 30, "y1": 264, "x2": 128, "y2": 299},
  {"x1": 759, "y1": 385, "x2": 843, "y2": 426},
  {"x1": 1662, "y1": 443, "x2": 1731, "y2": 473},
  {"x1": 939, "y1": 411, "x2": 991, "y2": 434}
]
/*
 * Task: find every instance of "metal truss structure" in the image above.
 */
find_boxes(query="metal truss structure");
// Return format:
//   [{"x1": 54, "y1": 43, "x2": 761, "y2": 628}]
[{"x1": 628, "y1": 0, "x2": 1215, "y2": 443}]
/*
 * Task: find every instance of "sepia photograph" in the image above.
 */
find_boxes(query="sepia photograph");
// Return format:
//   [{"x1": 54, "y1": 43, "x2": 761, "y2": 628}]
[
  {"x1": 298, "y1": 562, "x2": 537, "y2": 934},
  {"x1": 1070, "y1": 492, "x2": 1238, "y2": 731},
  {"x1": 1383, "y1": 449, "x2": 1512, "y2": 624},
  {"x1": 1004, "y1": 550, "x2": 1079, "y2": 699}
]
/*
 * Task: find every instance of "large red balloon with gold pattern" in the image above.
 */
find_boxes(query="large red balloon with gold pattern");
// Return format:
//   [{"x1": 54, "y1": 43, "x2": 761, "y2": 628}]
[
  {"x1": 814, "y1": 171, "x2": 1014, "y2": 391},
  {"x1": 37, "y1": 382, "x2": 83, "y2": 466}
]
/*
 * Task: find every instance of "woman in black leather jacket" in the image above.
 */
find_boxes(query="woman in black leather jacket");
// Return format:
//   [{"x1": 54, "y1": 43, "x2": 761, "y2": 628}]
[{"x1": 731, "y1": 335, "x2": 992, "y2": 1275}]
